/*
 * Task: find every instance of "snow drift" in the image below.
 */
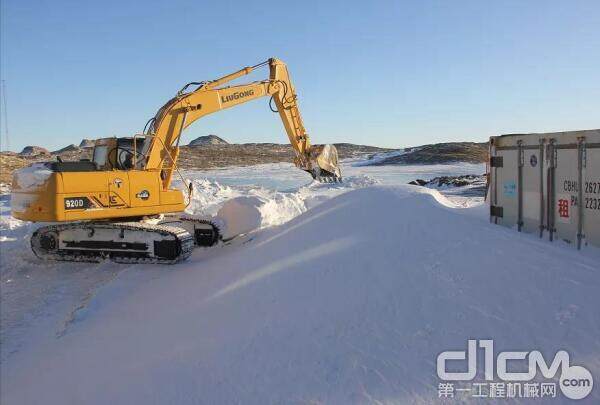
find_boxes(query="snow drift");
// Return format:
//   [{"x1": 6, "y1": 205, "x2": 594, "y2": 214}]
[{"x1": 2, "y1": 185, "x2": 599, "y2": 404}]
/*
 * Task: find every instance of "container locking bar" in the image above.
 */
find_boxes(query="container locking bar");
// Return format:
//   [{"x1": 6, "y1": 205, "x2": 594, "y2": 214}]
[
  {"x1": 577, "y1": 137, "x2": 586, "y2": 250},
  {"x1": 538, "y1": 138, "x2": 545, "y2": 238},
  {"x1": 546, "y1": 139, "x2": 557, "y2": 242},
  {"x1": 517, "y1": 141, "x2": 524, "y2": 232}
]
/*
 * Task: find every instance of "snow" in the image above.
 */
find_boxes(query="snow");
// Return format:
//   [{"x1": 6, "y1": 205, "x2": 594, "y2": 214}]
[
  {"x1": 2, "y1": 159, "x2": 599, "y2": 404},
  {"x1": 216, "y1": 197, "x2": 263, "y2": 239},
  {"x1": 11, "y1": 163, "x2": 52, "y2": 190}
]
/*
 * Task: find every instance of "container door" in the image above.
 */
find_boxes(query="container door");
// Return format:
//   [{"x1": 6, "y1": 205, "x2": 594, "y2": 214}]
[
  {"x1": 583, "y1": 145, "x2": 600, "y2": 248},
  {"x1": 521, "y1": 145, "x2": 544, "y2": 234},
  {"x1": 493, "y1": 149, "x2": 519, "y2": 228},
  {"x1": 553, "y1": 147, "x2": 579, "y2": 244}
]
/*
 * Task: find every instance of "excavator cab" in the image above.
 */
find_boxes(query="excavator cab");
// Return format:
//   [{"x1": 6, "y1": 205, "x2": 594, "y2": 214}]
[{"x1": 92, "y1": 137, "x2": 150, "y2": 171}]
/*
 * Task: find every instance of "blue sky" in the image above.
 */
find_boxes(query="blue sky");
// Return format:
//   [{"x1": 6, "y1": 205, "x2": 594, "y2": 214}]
[{"x1": 1, "y1": 0, "x2": 599, "y2": 152}]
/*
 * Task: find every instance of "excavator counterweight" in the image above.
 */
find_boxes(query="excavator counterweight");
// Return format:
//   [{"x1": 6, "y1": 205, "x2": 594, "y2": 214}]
[{"x1": 11, "y1": 58, "x2": 341, "y2": 263}]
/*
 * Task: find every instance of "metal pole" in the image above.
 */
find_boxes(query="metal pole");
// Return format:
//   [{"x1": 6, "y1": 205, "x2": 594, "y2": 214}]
[
  {"x1": 539, "y1": 138, "x2": 545, "y2": 238},
  {"x1": 1, "y1": 80, "x2": 9, "y2": 151},
  {"x1": 517, "y1": 140, "x2": 524, "y2": 232},
  {"x1": 547, "y1": 139, "x2": 556, "y2": 242}
]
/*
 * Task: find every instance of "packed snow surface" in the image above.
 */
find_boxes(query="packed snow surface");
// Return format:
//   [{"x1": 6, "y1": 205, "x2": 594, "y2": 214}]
[{"x1": 2, "y1": 160, "x2": 599, "y2": 404}]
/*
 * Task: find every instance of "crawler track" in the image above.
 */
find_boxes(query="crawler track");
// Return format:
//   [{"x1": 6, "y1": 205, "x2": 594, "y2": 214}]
[{"x1": 31, "y1": 221, "x2": 195, "y2": 264}]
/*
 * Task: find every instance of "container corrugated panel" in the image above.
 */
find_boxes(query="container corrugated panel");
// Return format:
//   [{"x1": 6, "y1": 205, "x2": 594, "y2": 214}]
[{"x1": 488, "y1": 129, "x2": 600, "y2": 249}]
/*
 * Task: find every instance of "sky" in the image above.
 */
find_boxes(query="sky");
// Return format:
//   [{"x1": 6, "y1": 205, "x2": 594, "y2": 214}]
[{"x1": 0, "y1": 0, "x2": 599, "y2": 152}]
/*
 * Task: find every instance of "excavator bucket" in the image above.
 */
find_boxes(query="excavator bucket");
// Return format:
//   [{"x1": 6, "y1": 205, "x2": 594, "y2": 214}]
[{"x1": 313, "y1": 144, "x2": 342, "y2": 181}]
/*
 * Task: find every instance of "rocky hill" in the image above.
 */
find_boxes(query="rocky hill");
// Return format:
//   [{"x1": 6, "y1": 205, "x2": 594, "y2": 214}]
[
  {"x1": 0, "y1": 154, "x2": 29, "y2": 183},
  {"x1": 188, "y1": 135, "x2": 228, "y2": 146},
  {"x1": 19, "y1": 146, "x2": 50, "y2": 157},
  {"x1": 176, "y1": 143, "x2": 386, "y2": 169},
  {"x1": 79, "y1": 139, "x2": 95, "y2": 148},
  {"x1": 0, "y1": 142, "x2": 388, "y2": 184},
  {"x1": 1, "y1": 140, "x2": 488, "y2": 185},
  {"x1": 52, "y1": 144, "x2": 80, "y2": 154},
  {"x1": 365, "y1": 142, "x2": 488, "y2": 165}
]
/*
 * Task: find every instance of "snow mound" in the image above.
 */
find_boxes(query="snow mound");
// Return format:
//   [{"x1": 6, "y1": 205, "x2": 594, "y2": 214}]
[
  {"x1": 11, "y1": 163, "x2": 52, "y2": 190},
  {"x1": 216, "y1": 197, "x2": 263, "y2": 239},
  {"x1": 184, "y1": 174, "x2": 380, "y2": 229},
  {"x1": 2, "y1": 186, "x2": 599, "y2": 404}
]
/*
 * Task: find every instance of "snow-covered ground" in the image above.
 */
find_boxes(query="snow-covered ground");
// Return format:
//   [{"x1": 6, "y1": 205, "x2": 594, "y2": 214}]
[{"x1": 2, "y1": 159, "x2": 599, "y2": 404}]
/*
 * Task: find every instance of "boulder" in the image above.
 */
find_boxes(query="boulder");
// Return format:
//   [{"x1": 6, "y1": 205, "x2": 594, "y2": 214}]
[{"x1": 408, "y1": 179, "x2": 427, "y2": 186}]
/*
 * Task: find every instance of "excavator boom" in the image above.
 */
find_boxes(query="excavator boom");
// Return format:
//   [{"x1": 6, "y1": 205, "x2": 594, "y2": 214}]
[{"x1": 144, "y1": 58, "x2": 340, "y2": 187}]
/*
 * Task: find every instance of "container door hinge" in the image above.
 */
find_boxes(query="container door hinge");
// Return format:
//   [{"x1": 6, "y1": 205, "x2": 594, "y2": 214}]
[
  {"x1": 490, "y1": 205, "x2": 504, "y2": 218},
  {"x1": 490, "y1": 156, "x2": 504, "y2": 167}
]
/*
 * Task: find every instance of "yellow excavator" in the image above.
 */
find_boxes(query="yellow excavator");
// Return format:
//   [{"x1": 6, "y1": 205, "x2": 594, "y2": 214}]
[{"x1": 11, "y1": 58, "x2": 341, "y2": 264}]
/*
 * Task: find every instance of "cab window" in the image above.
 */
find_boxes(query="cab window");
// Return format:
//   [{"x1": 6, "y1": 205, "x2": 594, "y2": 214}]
[{"x1": 92, "y1": 145, "x2": 108, "y2": 166}]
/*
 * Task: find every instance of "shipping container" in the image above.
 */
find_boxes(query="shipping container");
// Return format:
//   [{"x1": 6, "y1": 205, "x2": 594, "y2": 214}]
[{"x1": 487, "y1": 129, "x2": 600, "y2": 249}]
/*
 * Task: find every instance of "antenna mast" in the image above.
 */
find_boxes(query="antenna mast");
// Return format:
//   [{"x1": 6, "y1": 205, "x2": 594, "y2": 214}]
[{"x1": 1, "y1": 80, "x2": 8, "y2": 151}]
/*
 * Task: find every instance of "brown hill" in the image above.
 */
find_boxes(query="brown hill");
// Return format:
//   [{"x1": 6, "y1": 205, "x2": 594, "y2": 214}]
[
  {"x1": 0, "y1": 143, "x2": 388, "y2": 185},
  {"x1": 367, "y1": 142, "x2": 488, "y2": 165},
  {"x1": 19, "y1": 146, "x2": 50, "y2": 156}
]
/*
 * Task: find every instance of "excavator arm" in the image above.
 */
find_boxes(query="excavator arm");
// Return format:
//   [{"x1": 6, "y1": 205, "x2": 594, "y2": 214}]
[{"x1": 143, "y1": 58, "x2": 341, "y2": 188}]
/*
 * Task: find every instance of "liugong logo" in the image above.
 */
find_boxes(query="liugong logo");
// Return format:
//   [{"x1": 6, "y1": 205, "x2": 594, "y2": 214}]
[
  {"x1": 437, "y1": 340, "x2": 593, "y2": 400},
  {"x1": 221, "y1": 89, "x2": 254, "y2": 103}
]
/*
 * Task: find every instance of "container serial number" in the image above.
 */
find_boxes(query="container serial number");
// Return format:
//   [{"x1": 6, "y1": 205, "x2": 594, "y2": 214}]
[{"x1": 585, "y1": 198, "x2": 600, "y2": 210}]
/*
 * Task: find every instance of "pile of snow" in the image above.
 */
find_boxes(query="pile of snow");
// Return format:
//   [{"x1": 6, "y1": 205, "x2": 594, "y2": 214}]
[
  {"x1": 2, "y1": 185, "x2": 599, "y2": 404},
  {"x1": 11, "y1": 163, "x2": 52, "y2": 190},
  {"x1": 216, "y1": 197, "x2": 263, "y2": 239},
  {"x1": 181, "y1": 171, "x2": 379, "y2": 230},
  {"x1": 411, "y1": 174, "x2": 486, "y2": 189},
  {"x1": 408, "y1": 174, "x2": 488, "y2": 204}
]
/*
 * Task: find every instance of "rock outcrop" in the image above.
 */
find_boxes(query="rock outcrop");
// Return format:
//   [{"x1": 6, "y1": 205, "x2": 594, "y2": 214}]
[
  {"x1": 367, "y1": 142, "x2": 488, "y2": 165},
  {"x1": 79, "y1": 139, "x2": 95, "y2": 148},
  {"x1": 53, "y1": 144, "x2": 80, "y2": 154},
  {"x1": 19, "y1": 146, "x2": 50, "y2": 156},
  {"x1": 188, "y1": 135, "x2": 228, "y2": 146}
]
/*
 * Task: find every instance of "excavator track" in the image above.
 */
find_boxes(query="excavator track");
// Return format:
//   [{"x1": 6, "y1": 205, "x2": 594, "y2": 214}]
[
  {"x1": 157, "y1": 215, "x2": 221, "y2": 245},
  {"x1": 31, "y1": 222, "x2": 195, "y2": 264},
  {"x1": 176, "y1": 216, "x2": 222, "y2": 247}
]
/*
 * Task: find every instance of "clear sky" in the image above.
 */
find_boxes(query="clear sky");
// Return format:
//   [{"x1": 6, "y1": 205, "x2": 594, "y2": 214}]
[{"x1": 1, "y1": 0, "x2": 599, "y2": 152}]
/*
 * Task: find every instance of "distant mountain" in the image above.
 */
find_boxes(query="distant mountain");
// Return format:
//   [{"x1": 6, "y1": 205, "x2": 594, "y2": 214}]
[
  {"x1": 19, "y1": 146, "x2": 50, "y2": 156},
  {"x1": 363, "y1": 142, "x2": 488, "y2": 165},
  {"x1": 189, "y1": 135, "x2": 228, "y2": 146},
  {"x1": 53, "y1": 144, "x2": 80, "y2": 154},
  {"x1": 79, "y1": 139, "x2": 95, "y2": 148}
]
